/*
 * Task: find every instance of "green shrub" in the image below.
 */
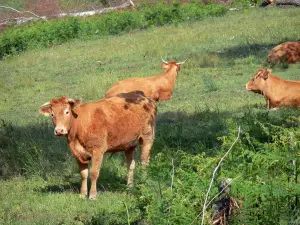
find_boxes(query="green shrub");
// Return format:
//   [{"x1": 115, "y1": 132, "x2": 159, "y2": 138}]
[
  {"x1": 127, "y1": 110, "x2": 300, "y2": 224},
  {"x1": 0, "y1": 3, "x2": 228, "y2": 58},
  {"x1": 143, "y1": 3, "x2": 181, "y2": 26}
]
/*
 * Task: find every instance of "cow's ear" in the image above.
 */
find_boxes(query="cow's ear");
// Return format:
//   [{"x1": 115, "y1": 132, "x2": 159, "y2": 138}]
[
  {"x1": 39, "y1": 102, "x2": 51, "y2": 116},
  {"x1": 262, "y1": 70, "x2": 270, "y2": 80},
  {"x1": 68, "y1": 98, "x2": 82, "y2": 109},
  {"x1": 257, "y1": 68, "x2": 264, "y2": 76}
]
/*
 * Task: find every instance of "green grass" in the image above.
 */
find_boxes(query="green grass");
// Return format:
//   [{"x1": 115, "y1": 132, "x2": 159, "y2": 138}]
[{"x1": 1, "y1": 7, "x2": 300, "y2": 224}]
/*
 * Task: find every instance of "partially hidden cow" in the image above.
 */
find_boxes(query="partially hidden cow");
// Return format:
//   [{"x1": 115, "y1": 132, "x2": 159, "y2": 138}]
[
  {"x1": 245, "y1": 68, "x2": 300, "y2": 110},
  {"x1": 105, "y1": 58, "x2": 187, "y2": 101},
  {"x1": 39, "y1": 91, "x2": 157, "y2": 199},
  {"x1": 265, "y1": 41, "x2": 300, "y2": 66}
]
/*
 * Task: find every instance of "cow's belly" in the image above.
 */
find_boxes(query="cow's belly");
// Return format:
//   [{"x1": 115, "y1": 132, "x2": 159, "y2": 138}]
[
  {"x1": 107, "y1": 138, "x2": 140, "y2": 153},
  {"x1": 271, "y1": 94, "x2": 300, "y2": 108}
]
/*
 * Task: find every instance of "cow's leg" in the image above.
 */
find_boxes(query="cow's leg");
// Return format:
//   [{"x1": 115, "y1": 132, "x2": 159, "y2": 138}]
[
  {"x1": 140, "y1": 138, "x2": 154, "y2": 165},
  {"x1": 78, "y1": 161, "x2": 89, "y2": 199},
  {"x1": 125, "y1": 148, "x2": 136, "y2": 187},
  {"x1": 89, "y1": 151, "x2": 104, "y2": 200}
]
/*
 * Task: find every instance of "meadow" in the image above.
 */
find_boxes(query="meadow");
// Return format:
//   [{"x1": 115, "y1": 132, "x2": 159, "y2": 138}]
[{"x1": 1, "y1": 6, "x2": 300, "y2": 224}]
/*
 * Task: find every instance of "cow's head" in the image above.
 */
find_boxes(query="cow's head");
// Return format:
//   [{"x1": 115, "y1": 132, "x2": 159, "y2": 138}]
[
  {"x1": 245, "y1": 68, "x2": 272, "y2": 93},
  {"x1": 39, "y1": 96, "x2": 82, "y2": 136},
  {"x1": 161, "y1": 57, "x2": 187, "y2": 72}
]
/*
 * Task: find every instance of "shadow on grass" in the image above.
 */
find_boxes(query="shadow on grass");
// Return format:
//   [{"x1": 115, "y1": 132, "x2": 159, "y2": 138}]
[
  {"x1": 215, "y1": 41, "x2": 297, "y2": 68},
  {"x1": 153, "y1": 109, "x2": 230, "y2": 156},
  {"x1": 217, "y1": 43, "x2": 276, "y2": 60},
  {"x1": 0, "y1": 108, "x2": 232, "y2": 193},
  {"x1": 187, "y1": 42, "x2": 289, "y2": 68},
  {"x1": 3, "y1": 105, "x2": 300, "y2": 196},
  {"x1": 39, "y1": 181, "x2": 81, "y2": 193},
  {"x1": 0, "y1": 108, "x2": 230, "y2": 177}
]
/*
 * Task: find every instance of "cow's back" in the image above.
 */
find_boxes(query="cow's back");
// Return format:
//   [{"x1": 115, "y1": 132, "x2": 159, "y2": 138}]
[
  {"x1": 105, "y1": 78, "x2": 156, "y2": 99},
  {"x1": 265, "y1": 75, "x2": 300, "y2": 108}
]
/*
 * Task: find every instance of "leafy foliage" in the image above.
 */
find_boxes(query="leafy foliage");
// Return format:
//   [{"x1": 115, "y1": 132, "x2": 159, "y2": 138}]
[{"x1": 0, "y1": 3, "x2": 227, "y2": 58}]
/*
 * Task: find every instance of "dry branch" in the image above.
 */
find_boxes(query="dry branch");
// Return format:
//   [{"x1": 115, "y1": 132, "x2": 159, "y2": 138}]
[
  {"x1": 0, "y1": 0, "x2": 135, "y2": 28},
  {"x1": 260, "y1": 0, "x2": 300, "y2": 6},
  {"x1": 198, "y1": 126, "x2": 241, "y2": 225},
  {"x1": 57, "y1": 0, "x2": 135, "y2": 17},
  {"x1": 0, "y1": 5, "x2": 47, "y2": 20}
]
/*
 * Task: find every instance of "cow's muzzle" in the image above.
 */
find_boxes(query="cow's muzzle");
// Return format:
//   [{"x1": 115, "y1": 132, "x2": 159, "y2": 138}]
[
  {"x1": 245, "y1": 83, "x2": 250, "y2": 90},
  {"x1": 54, "y1": 127, "x2": 68, "y2": 136}
]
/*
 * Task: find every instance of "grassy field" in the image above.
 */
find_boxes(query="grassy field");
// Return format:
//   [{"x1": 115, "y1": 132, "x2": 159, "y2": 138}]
[{"x1": 1, "y1": 7, "x2": 300, "y2": 225}]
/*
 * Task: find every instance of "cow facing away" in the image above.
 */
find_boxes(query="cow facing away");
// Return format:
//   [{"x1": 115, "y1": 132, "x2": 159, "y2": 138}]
[
  {"x1": 105, "y1": 58, "x2": 187, "y2": 101},
  {"x1": 265, "y1": 41, "x2": 300, "y2": 66},
  {"x1": 245, "y1": 68, "x2": 300, "y2": 110},
  {"x1": 39, "y1": 91, "x2": 157, "y2": 200}
]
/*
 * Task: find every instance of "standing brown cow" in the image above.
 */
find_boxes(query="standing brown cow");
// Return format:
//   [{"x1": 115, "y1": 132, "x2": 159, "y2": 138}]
[
  {"x1": 39, "y1": 91, "x2": 157, "y2": 200},
  {"x1": 245, "y1": 68, "x2": 300, "y2": 110},
  {"x1": 105, "y1": 58, "x2": 187, "y2": 101},
  {"x1": 265, "y1": 41, "x2": 300, "y2": 66}
]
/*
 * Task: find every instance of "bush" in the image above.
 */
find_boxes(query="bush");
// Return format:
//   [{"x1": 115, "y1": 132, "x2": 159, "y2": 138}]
[
  {"x1": 125, "y1": 110, "x2": 300, "y2": 224},
  {"x1": 0, "y1": 3, "x2": 228, "y2": 58}
]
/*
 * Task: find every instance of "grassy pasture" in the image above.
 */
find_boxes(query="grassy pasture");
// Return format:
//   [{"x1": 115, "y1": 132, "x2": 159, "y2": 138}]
[{"x1": 1, "y1": 7, "x2": 300, "y2": 224}]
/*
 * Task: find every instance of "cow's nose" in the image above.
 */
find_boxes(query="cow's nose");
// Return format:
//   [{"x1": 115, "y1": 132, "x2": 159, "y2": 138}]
[{"x1": 54, "y1": 128, "x2": 65, "y2": 135}]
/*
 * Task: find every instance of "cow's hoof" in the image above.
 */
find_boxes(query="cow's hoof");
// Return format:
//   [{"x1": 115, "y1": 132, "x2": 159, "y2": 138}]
[
  {"x1": 80, "y1": 194, "x2": 87, "y2": 199},
  {"x1": 127, "y1": 183, "x2": 134, "y2": 188},
  {"x1": 89, "y1": 195, "x2": 97, "y2": 200}
]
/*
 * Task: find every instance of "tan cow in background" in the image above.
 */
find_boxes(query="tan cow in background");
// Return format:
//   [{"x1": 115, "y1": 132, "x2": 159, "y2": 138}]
[
  {"x1": 39, "y1": 91, "x2": 157, "y2": 200},
  {"x1": 105, "y1": 58, "x2": 187, "y2": 101},
  {"x1": 245, "y1": 68, "x2": 300, "y2": 110},
  {"x1": 265, "y1": 41, "x2": 300, "y2": 66}
]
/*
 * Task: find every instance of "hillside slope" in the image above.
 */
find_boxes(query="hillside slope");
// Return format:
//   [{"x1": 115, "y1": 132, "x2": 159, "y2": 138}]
[{"x1": 0, "y1": 7, "x2": 300, "y2": 224}]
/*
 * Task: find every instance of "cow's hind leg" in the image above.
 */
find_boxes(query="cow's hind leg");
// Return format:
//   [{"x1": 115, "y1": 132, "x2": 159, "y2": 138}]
[
  {"x1": 89, "y1": 150, "x2": 104, "y2": 200},
  {"x1": 78, "y1": 161, "x2": 89, "y2": 199},
  {"x1": 125, "y1": 147, "x2": 136, "y2": 187}
]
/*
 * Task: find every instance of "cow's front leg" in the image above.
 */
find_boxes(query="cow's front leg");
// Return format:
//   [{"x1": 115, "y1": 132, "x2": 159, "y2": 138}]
[
  {"x1": 125, "y1": 148, "x2": 136, "y2": 187},
  {"x1": 78, "y1": 161, "x2": 89, "y2": 199},
  {"x1": 89, "y1": 150, "x2": 104, "y2": 200}
]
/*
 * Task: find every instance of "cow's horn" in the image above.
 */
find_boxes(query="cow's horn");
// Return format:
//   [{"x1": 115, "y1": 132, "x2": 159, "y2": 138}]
[
  {"x1": 177, "y1": 58, "x2": 188, "y2": 65},
  {"x1": 161, "y1": 56, "x2": 169, "y2": 64}
]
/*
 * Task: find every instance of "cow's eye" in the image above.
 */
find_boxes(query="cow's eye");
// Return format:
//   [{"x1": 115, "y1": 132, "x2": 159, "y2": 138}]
[
  {"x1": 51, "y1": 113, "x2": 54, "y2": 117},
  {"x1": 65, "y1": 110, "x2": 69, "y2": 115}
]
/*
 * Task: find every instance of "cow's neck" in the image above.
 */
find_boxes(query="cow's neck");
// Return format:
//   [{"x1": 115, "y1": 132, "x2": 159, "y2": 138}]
[
  {"x1": 66, "y1": 113, "x2": 78, "y2": 143},
  {"x1": 263, "y1": 75, "x2": 286, "y2": 101},
  {"x1": 156, "y1": 66, "x2": 178, "y2": 90}
]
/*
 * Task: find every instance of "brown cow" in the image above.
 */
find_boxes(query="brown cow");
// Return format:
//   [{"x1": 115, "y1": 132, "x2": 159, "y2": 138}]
[
  {"x1": 39, "y1": 91, "x2": 157, "y2": 200},
  {"x1": 105, "y1": 58, "x2": 187, "y2": 101},
  {"x1": 265, "y1": 41, "x2": 300, "y2": 66},
  {"x1": 245, "y1": 68, "x2": 300, "y2": 110}
]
